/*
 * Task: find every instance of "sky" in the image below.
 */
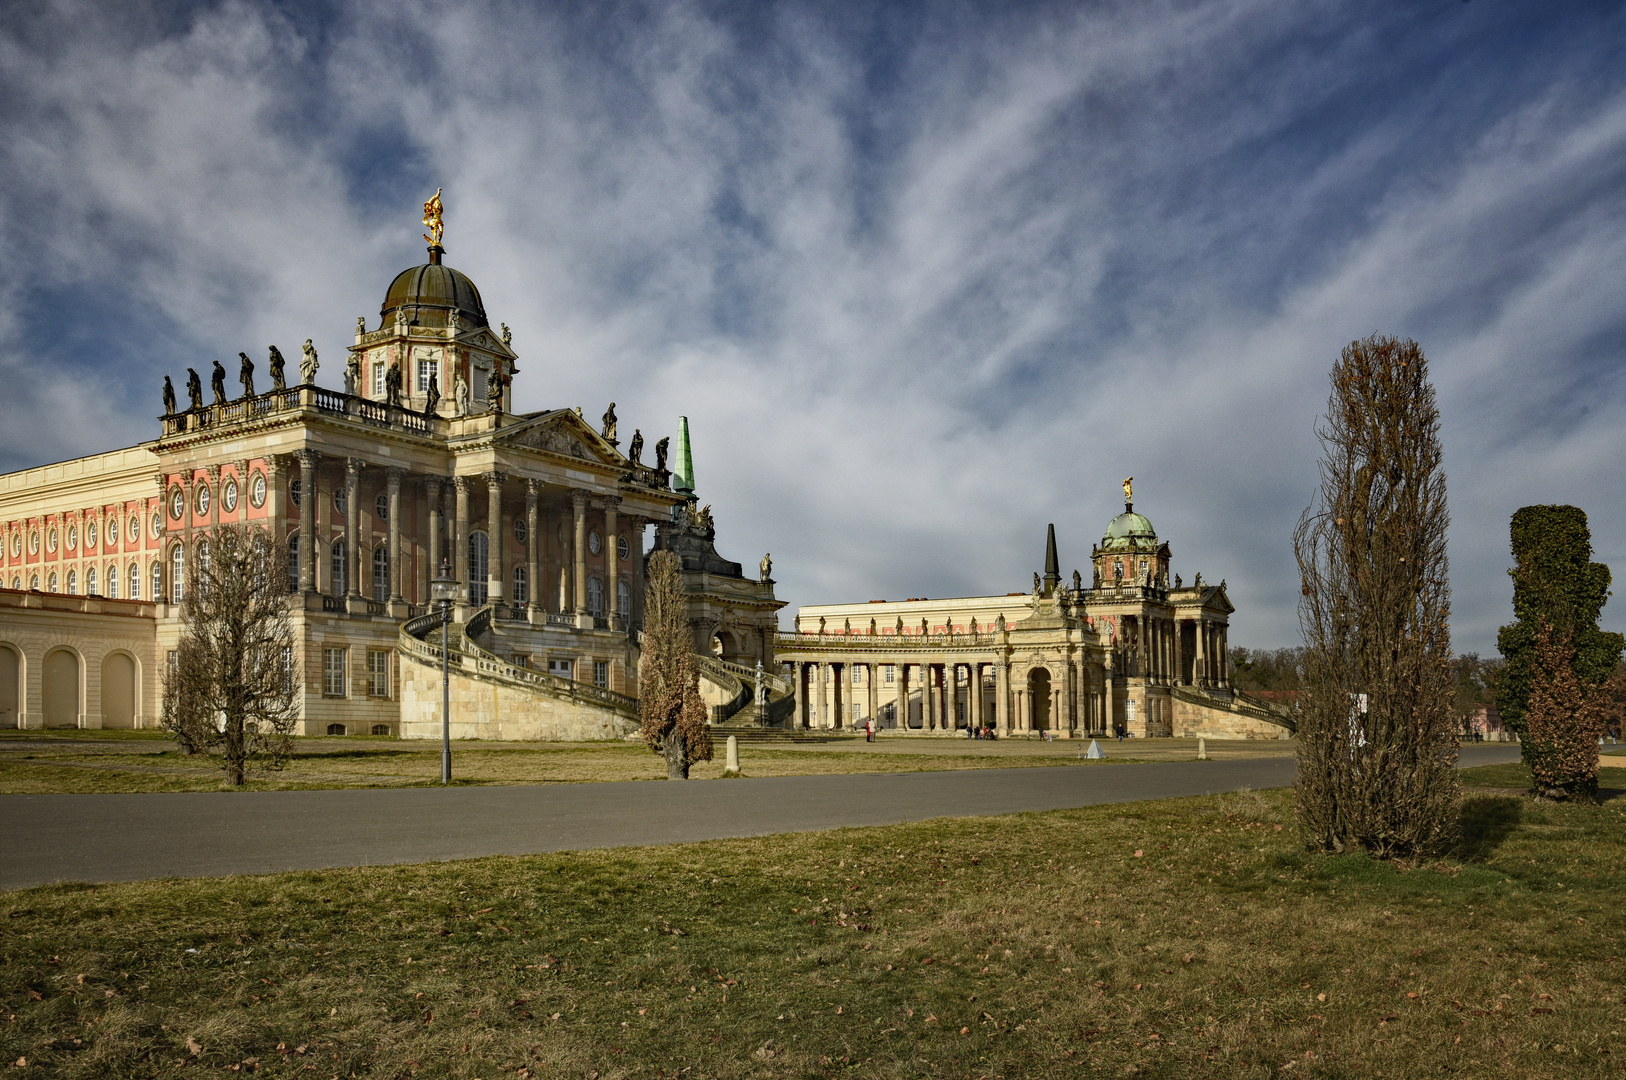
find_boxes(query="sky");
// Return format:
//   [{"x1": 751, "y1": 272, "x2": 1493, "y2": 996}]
[{"x1": 1, "y1": 0, "x2": 1623, "y2": 653}]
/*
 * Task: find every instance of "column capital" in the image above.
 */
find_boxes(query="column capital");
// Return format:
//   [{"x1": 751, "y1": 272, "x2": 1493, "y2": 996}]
[
  {"x1": 484, "y1": 469, "x2": 508, "y2": 487},
  {"x1": 454, "y1": 475, "x2": 474, "y2": 493},
  {"x1": 293, "y1": 448, "x2": 322, "y2": 469},
  {"x1": 385, "y1": 466, "x2": 408, "y2": 484},
  {"x1": 598, "y1": 493, "x2": 622, "y2": 511},
  {"x1": 524, "y1": 477, "x2": 541, "y2": 497},
  {"x1": 569, "y1": 487, "x2": 592, "y2": 506},
  {"x1": 345, "y1": 456, "x2": 365, "y2": 477}
]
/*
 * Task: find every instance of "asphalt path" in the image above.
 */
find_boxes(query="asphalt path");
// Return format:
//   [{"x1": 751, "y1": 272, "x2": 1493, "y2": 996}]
[{"x1": 0, "y1": 745, "x2": 1522, "y2": 890}]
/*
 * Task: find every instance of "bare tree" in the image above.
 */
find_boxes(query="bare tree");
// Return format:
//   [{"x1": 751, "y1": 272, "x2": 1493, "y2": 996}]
[
  {"x1": 161, "y1": 524, "x2": 299, "y2": 786},
  {"x1": 1293, "y1": 335, "x2": 1459, "y2": 859},
  {"x1": 638, "y1": 550, "x2": 712, "y2": 779}
]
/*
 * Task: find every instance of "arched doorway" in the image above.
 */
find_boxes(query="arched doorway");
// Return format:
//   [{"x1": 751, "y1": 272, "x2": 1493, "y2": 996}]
[
  {"x1": 44, "y1": 649, "x2": 80, "y2": 728},
  {"x1": 0, "y1": 645, "x2": 18, "y2": 729},
  {"x1": 1028, "y1": 668, "x2": 1051, "y2": 732},
  {"x1": 102, "y1": 653, "x2": 136, "y2": 728}
]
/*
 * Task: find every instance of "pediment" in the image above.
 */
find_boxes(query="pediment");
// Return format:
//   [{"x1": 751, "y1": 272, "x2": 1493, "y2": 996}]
[{"x1": 500, "y1": 410, "x2": 622, "y2": 465}]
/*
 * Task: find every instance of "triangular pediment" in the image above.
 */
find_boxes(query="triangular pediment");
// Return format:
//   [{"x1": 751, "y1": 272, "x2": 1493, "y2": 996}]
[{"x1": 499, "y1": 409, "x2": 623, "y2": 465}]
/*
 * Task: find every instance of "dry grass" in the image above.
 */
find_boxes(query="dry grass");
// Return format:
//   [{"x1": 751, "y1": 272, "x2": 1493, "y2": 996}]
[
  {"x1": 2, "y1": 765, "x2": 1623, "y2": 1077},
  {"x1": 0, "y1": 731, "x2": 1289, "y2": 794}
]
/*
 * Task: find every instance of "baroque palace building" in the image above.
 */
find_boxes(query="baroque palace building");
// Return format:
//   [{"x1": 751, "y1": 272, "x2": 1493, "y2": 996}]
[
  {"x1": 774, "y1": 485, "x2": 1292, "y2": 740},
  {"x1": 0, "y1": 200, "x2": 783, "y2": 737}
]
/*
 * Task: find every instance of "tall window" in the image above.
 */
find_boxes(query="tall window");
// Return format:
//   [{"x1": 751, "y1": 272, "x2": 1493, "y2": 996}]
[
  {"x1": 128, "y1": 563, "x2": 138, "y2": 600},
  {"x1": 330, "y1": 539, "x2": 347, "y2": 597},
  {"x1": 511, "y1": 565, "x2": 529, "y2": 605},
  {"x1": 152, "y1": 562, "x2": 162, "y2": 602},
  {"x1": 468, "y1": 531, "x2": 489, "y2": 605},
  {"x1": 105, "y1": 566, "x2": 116, "y2": 599},
  {"x1": 587, "y1": 577, "x2": 604, "y2": 616},
  {"x1": 323, "y1": 648, "x2": 347, "y2": 697},
  {"x1": 171, "y1": 546, "x2": 185, "y2": 603},
  {"x1": 196, "y1": 540, "x2": 210, "y2": 594},
  {"x1": 367, "y1": 650, "x2": 390, "y2": 697},
  {"x1": 87, "y1": 567, "x2": 97, "y2": 596},
  {"x1": 417, "y1": 358, "x2": 435, "y2": 395},
  {"x1": 372, "y1": 545, "x2": 389, "y2": 602},
  {"x1": 593, "y1": 661, "x2": 609, "y2": 688},
  {"x1": 49, "y1": 572, "x2": 58, "y2": 593},
  {"x1": 287, "y1": 536, "x2": 300, "y2": 592},
  {"x1": 67, "y1": 570, "x2": 77, "y2": 595},
  {"x1": 885, "y1": 664, "x2": 895, "y2": 684},
  {"x1": 372, "y1": 362, "x2": 386, "y2": 398},
  {"x1": 617, "y1": 580, "x2": 630, "y2": 617}
]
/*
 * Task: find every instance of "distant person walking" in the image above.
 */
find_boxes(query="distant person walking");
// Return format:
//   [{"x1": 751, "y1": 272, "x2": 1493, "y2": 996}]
[{"x1": 865, "y1": 718, "x2": 875, "y2": 742}]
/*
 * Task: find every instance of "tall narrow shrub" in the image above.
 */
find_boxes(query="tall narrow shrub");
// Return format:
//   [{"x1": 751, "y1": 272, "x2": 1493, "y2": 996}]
[
  {"x1": 1523, "y1": 620, "x2": 1608, "y2": 799},
  {"x1": 639, "y1": 550, "x2": 712, "y2": 779},
  {"x1": 1293, "y1": 335, "x2": 1459, "y2": 858}
]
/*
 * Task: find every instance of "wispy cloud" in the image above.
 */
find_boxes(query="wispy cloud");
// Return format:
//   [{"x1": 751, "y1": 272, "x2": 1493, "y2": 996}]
[{"x1": 2, "y1": 0, "x2": 1622, "y2": 650}]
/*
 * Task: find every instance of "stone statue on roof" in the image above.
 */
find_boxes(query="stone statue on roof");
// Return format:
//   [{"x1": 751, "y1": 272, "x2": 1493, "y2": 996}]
[
  {"x1": 238, "y1": 352, "x2": 255, "y2": 398},
  {"x1": 300, "y1": 339, "x2": 319, "y2": 384},
  {"x1": 161, "y1": 376, "x2": 176, "y2": 416},
  {"x1": 424, "y1": 371, "x2": 440, "y2": 417},
  {"x1": 268, "y1": 345, "x2": 286, "y2": 391},
  {"x1": 759, "y1": 552, "x2": 772, "y2": 582},
  {"x1": 211, "y1": 360, "x2": 227, "y2": 406},
  {"x1": 186, "y1": 368, "x2": 203, "y2": 410},
  {"x1": 628, "y1": 429, "x2": 643, "y2": 466},
  {"x1": 602, "y1": 402, "x2": 618, "y2": 445}
]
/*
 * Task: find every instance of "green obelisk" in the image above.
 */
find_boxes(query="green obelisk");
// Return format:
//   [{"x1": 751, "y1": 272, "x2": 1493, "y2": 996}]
[{"x1": 673, "y1": 416, "x2": 695, "y2": 497}]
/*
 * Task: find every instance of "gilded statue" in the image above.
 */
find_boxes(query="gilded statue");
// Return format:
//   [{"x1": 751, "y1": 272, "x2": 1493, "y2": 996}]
[
  {"x1": 238, "y1": 352, "x2": 255, "y2": 398},
  {"x1": 1123, "y1": 476, "x2": 1133, "y2": 502},
  {"x1": 422, "y1": 187, "x2": 444, "y2": 247},
  {"x1": 300, "y1": 339, "x2": 319, "y2": 384},
  {"x1": 268, "y1": 345, "x2": 286, "y2": 391}
]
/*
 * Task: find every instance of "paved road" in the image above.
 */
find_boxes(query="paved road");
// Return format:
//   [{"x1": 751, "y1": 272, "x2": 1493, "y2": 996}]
[{"x1": 0, "y1": 746, "x2": 1522, "y2": 890}]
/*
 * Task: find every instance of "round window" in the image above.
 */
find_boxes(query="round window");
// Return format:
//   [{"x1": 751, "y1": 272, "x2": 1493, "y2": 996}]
[
  {"x1": 129, "y1": 514, "x2": 140, "y2": 542},
  {"x1": 514, "y1": 517, "x2": 528, "y2": 544},
  {"x1": 67, "y1": 524, "x2": 77, "y2": 550},
  {"x1": 334, "y1": 487, "x2": 347, "y2": 515},
  {"x1": 195, "y1": 484, "x2": 211, "y2": 516},
  {"x1": 617, "y1": 535, "x2": 629, "y2": 560},
  {"x1": 47, "y1": 527, "x2": 58, "y2": 553},
  {"x1": 30, "y1": 531, "x2": 39, "y2": 554},
  {"x1": 151, "y1": 511, "x2": 163, "y2": 538},
  {"x1": 375, "y1": 493, "x2": 389, "y2": 522},
  {"x1": 250, "y1": 473, "x2": 267, "y2": 508},
  {"x1": 169, "y1": 488, "x2": 185, "y2": 520},
  {"x1": 223, "y1": 478, "x2": 239, "y2": 513},
  {"x1": 87, "y1": 522, "x2": 97, "y2": 548},
  {"x1": 9, "y1": 534, "x2": 18, "y2": 557},
  {"x1": 588, "y1": 530, "x2": 602, "y2": 556}
]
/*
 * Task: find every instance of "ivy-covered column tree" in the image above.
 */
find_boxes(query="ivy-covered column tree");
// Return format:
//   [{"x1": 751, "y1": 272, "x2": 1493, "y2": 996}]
[{"x1": 1496, "y1": 506, "x2": 1624, "y2": 799}]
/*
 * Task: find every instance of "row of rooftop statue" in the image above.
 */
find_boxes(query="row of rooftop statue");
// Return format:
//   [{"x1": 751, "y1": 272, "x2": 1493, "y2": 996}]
[{"x1": 158, "y1": 339, "x2": 501, "y2": 421}]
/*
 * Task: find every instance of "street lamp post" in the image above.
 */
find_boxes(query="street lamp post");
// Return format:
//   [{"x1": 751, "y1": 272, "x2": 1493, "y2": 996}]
[{"x1": 430, "y1": 560, "x2": 460, "y2": 783}]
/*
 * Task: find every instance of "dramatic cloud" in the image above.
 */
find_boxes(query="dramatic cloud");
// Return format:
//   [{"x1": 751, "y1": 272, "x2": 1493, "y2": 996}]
[{"x1": 2, "y1": 0, "x2": 1623, "y2": 650}]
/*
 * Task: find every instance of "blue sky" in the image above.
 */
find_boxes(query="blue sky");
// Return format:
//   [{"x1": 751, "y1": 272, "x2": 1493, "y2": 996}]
[{"x1": 2, "y1": 0, "x2": 1623, "y2": 652}]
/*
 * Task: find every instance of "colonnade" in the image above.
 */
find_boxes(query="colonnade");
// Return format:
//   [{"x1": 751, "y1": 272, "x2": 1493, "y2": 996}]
[{"x1": 1118, "y1": 614, "x2": 1229, "y2": 689}]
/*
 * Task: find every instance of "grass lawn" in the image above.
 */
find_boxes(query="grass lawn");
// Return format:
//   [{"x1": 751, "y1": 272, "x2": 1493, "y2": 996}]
[
  {"x1": 2, "y1": 763, "x2": 1623, "y2": 1078},
  {"x1": 0, "y1": 731, "x2": 1290, "y2": 794}
]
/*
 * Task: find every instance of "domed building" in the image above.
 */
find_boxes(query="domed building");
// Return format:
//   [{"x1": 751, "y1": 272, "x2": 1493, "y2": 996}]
[
  {"x1": 0, "y1": 201, "x2": 784, "y2": 738},
  {"x1": 775, "y1": 485, "x2": 1291, "y2": 740}
]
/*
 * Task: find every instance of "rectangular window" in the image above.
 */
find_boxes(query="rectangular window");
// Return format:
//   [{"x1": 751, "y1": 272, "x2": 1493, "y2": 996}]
[
  {"x1": 473, "y1": 366, "x2": 489, "y2": 404},
  {"x1": 167, "y1": 650, "x2": 178, "y2": 679},
  {"x1": 416, "y1": 358, "x2": 435, "y2": 395},
  {"x1": 367, "y1": 650, "x2": 390, "y2": 697},
  {"x1": 884, "y1": 664, "x2": 895, "y2": 684},
  {"x1": 593, "y1": 661, "x2": 609, "y2": 688},
  {"x1": 372, "y1": 363, "x2": 386, "y2": 398},
  {"x1": 323, "y1": 647, "x2": 347, "y2": 697},
  {"x1": 852, "y1": 666, "x2": 863, "y2": 684},
  {"x1": 548, "y1": 658, "x2": 573, "y2": 679}
]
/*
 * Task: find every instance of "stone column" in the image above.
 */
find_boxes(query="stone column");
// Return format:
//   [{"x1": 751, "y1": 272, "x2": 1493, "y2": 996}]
[
  {"x1": 485, "y1": 471, "x2": 506, "y2": 606},
  {"x1": 454, "y1": 476, "x2": 471, "y2": 609},
  {"x1": 832, "y1": 662, "x2": 844, "y2": 729},
  {"x1": 386, "y1": 468, "x2": 405, "y2": 606},
  {"x1": 525, "y1": 480, "x2": 541, "y2": 618},
  {"x1": 893, "y1": 662, "x2": 906, "y2": 731},
  {"x1": 1218, "y1": 627, "x2": 1229, "y2": 687},
  {"x1": 233, "y1": 460, "x2": 249, "y2": 525},
  {"x1": 604, "y1": 496, "x2": 621, "y2": 627},
  {"x1": 1194, "y1": 618, "x2": 1207, "y2": 687},
  {"x1": 295, "y1": 451, "x2": 319, "y2": 593},
  {"x1": 1105, "y1": 657, "x2": 1117, "y2": 734},
  {"x1": 343, "y1": 458, "x2": 362, "y2": 601},
  {"x1": 571, "y1": 489, "x2": 589, "y2": 619},
  {"x1": 426, "y1": 478, "x2": 444, "y2": 581},
  {"x1": 205, "y1": 465, "x2": 220, "y2": 537},
  {"x1": 266, "y1": 457, "x2": 286, "y2": 579},
  {"x1": 793, "y1": 662, "x2": 806, "y2": 728},
  {"x1": 867, "y1": 662, "x2": 878, "y2": 726},
  {"x1": 946, "y1": 662, "x2": 958, "y2": 731},
  {"x1": 1174, "y1": 618, "x2": 1184, "y2": 686},
  {"x1": 994, "y1": 660, "x2": 1009, "y2": 736},
  {"x1": 815, "y1": 662, "x2": 827, "y2": 730}
]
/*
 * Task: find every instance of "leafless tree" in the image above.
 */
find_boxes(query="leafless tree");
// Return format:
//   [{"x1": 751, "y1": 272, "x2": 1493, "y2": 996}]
[
  {"x1": 161, "y1": 524, "x2": 299, "y2": 786},
  {"x1": 1293, "y1": 335, "x2": 1459, "y2": 859},
  {"x1": 638, "y1": 550, "x2": 712, "y2": 779}
]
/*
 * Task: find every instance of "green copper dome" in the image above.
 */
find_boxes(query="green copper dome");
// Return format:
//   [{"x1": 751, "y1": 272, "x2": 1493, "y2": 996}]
[{"x1": 1100, "y1": 507, "x2": 1156, "y2": 552}]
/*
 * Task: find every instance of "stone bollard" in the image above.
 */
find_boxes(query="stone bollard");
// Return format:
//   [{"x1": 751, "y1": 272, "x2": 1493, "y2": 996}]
[
  {"x1": 1086, "y1": 739, "x2": 1104, "y2": 760},
  {"x1": 1197, "y1": 737, "x2": 1208, "y2": 761},
  {"x1": 723, "y1": 734, "x2": 741, "y2": 777}
]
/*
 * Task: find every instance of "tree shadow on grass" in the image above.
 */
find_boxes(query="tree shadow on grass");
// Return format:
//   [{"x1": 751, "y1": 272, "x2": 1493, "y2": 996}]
[{"x1": 1454, "y1": 794, "x2": 1522, "y2": 862}]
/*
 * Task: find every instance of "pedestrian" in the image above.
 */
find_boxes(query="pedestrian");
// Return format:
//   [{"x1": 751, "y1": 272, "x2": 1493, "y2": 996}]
[{"x1": 866, "y1": 718, "x2": 874, "y2": 742}]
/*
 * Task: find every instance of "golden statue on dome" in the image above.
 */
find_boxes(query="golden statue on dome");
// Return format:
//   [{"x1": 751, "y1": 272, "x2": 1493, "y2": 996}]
[
  {"x1": 1122, "y1": 476, "x2": 1133, "y2": 502},
  {"x1": 422, "y1": 188, "x2": 445, "y2": 247}
]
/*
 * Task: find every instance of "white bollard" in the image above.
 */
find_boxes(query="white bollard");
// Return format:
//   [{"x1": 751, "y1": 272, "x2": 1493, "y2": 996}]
[
  {"x1": 1197, "y1": 737, "x2": 1209, "y2": 761},
  {"x1": 723, "y1": 734, "x2": 740, "y2": 777}
]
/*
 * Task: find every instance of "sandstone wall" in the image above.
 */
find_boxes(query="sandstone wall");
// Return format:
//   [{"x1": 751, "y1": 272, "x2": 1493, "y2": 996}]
[
  {"x1": 399, "y1": 654, "x2": 637, "y2": 742},
  {"x1": 1171, "y1": 694, "x2": 1292, "y2": 740}
]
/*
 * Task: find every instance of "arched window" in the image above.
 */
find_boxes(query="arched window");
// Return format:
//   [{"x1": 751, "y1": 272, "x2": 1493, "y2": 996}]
[
  {"x1": 171, "y1": 546, "x2": 185, "y2": 603},
  {"x1": 327, "y1": 723, "x2": 346, "y2": 736},
  {"x1": 617, "y1": 579, "x2": 631, "y2": 617},
  {"x1": 49, "y1": 572, "x2": 59, "y2": 593},
  {"x1": 468, "y1": 531, "x2": 489, "y2": 605},
  {"x1": 151, "y1": 562, "x2": 161, "y2": 602},
  {"x1": 108, "y1": 565, "x2": 120, "y2": 599},
  {"x1": 587, "y1": 576, "x2": 604, "y2": 616},
  {"x1": 86, "y1": 567, "x2": 97, "y2": 596},
  {"x1": 287, "y1": 536, "x2": 300, "y2": 593},
  {"x1": 511, "y1": 565, "x2": 529, "y2": 606},
  {"x1": 67, "y1": 570, "x2": 78, "y2": 595},
  {"x1": 196, "y1": 540, "x2": 210, "y2": 595},
  {"x1": 330, "y1": 539, "x2": 348, "y2": 597},
  {"x1": 30, "y1": 574, "x2": 39, "y2": 591},
  {"x1": 372, "y1": 545, "x2": 389, "y2": 602}
]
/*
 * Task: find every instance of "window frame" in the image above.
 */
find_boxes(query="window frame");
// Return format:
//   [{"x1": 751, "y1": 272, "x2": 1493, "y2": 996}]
[
  {"x1": 367, "y1": 649, "x2": 391, "y2": 698},
  {"x1": 323, "y1": 647, "x2": 347, "y2": 698}
]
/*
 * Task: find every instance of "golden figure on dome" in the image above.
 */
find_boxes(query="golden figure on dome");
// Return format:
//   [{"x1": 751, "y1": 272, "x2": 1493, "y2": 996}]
[
  {"x1": 422, "y1": 188, "x2": 445, "y2": 247},
  {"x1": 1122, "y1": 476, "x2": 1133, "y2": 502}
]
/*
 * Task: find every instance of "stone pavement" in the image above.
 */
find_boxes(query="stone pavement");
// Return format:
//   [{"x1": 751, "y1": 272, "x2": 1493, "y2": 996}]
[{"x1": 0, "y1": 745, "x2": 1522, "y2": 890}]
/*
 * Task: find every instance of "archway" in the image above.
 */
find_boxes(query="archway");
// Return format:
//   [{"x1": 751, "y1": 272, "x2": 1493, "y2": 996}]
[
  {"x1": 101, "y1": 653, "x2": 136, "y2": 728},
  {"x1": 0, "y1": 645, "x2": 18, "y2": 729},
  {"x1": 1028, "y1": 668, "x2": 1051, "y2": 732},
  {"x1": 711, "y1": 628, "x2": 739, "y2": 662},
  {"x1": 44, "y1": 648, "x2": 80, "y2": 728}
]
